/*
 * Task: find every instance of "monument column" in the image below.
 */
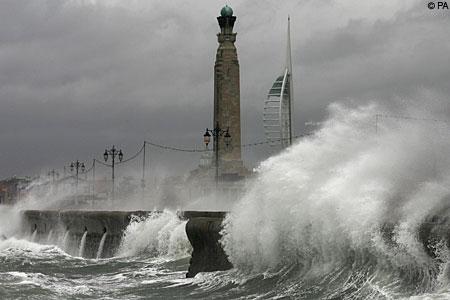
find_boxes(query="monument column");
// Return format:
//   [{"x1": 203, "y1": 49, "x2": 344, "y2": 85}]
[{"x1": 214, "y1": 5, "x2": 244, "y2": 175}]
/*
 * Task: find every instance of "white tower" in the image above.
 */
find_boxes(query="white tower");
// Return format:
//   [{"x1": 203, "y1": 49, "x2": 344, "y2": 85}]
[{"x1": 264, "y1": 17, "x2": 294, "y2": 148}]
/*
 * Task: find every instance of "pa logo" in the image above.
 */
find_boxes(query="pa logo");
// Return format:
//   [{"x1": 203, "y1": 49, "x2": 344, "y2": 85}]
[{"x1": 428, "y1": 2, "x2": 449, "y2": 9}]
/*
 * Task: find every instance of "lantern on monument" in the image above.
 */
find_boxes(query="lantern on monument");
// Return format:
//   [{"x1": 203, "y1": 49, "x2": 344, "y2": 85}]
[{"x1": 203, "y1": 130, "x2": 211, "y2": 147}]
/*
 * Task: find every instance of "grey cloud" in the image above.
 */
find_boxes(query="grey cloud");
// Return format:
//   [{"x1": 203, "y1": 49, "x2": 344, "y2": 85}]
[{"x1": 295, "y1": 4, "x2": 450, "y2": 119}]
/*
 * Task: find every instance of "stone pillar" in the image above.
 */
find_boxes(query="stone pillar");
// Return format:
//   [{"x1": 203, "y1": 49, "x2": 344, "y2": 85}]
[{"x1": 214, "y1": 6, "x2": 245, "y2": 176}]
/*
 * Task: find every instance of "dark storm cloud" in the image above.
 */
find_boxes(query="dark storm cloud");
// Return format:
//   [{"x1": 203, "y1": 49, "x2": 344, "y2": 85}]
[
  {"x1": 0, "y1": 0, "x2": 448, "y2": 178},
  {"x1": 0, "y1": 0, "x2": 217, "y2": 177}
]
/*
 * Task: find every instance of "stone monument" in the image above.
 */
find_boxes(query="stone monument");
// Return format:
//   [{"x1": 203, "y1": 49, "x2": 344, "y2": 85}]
[{"x1": 214, "y1": 5, "x2": 247, "y2": 178}]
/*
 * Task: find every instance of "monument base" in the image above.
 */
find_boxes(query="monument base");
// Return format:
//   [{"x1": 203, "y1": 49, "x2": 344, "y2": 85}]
[{"x1": 221, "y1": 159, "x2": 250, "y2": 179}]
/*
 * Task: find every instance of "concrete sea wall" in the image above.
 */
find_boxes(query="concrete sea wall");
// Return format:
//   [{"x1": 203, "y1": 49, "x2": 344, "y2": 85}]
[
  {"x1": 22, "y1": 210, "x2": 150, "y2": 258},
  {"x1": 21, "y1": 210, "x2": 233, "y2": 277}
]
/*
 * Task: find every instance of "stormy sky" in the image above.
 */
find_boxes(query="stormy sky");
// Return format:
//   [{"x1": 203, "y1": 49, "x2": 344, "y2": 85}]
[{"x1": 0, "y1": 0, "x2": 449, "y2": 179}]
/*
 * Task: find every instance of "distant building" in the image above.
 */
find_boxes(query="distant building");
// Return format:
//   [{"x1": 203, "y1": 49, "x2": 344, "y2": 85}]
[
  {"x1": 264, "y1": 17, "x2": 294, "y2": 149},
  {"x1": 0, "y1": 176, "x2": 31, "y2": 205}
]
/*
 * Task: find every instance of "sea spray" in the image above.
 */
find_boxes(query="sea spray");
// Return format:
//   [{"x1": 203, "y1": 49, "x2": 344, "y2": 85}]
[
  {"x1": 0, "y1": 206, "x2": 22, "y2": 238},
  {"x1": 46, "y1": 229, "x2": 53, "y2": 244},
  {"x1": 78, "y1": 231, "x2": 88, "y2": 257},
  {"x1": 117, "y1": 210, "x2": 191, "y2": 258},
  {"x1": 61, "y1": 230, "x2": 70, "y2": 251},
  {"x1": 31, "y1": 229, "x2": 37, "y2": 243},
  {"x1": 0, "y1": 237, "x2": 68, "y2": 257},
  {"x1": 96, "y1": 232, "x2": 107, "y2": 259},
  {"x1": 221, "y1": 103, "x2": 450, "y2": 294}
]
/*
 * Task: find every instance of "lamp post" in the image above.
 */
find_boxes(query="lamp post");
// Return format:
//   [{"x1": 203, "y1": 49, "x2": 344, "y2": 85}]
[
  {"x1": 141, "y1": 142, "x2": 147, "y2": 197},
  {"x1": 203, "y1": 122, "x2": 231, "y2": 188},
  {"x1": 103, "y1": 145, "x2": 123, "y2": 201},
  {"x1": 48, "y1": 169, "x2": 59, "y2": 183},
  {"x1": 70, "y1": 160, "x2": 85, "y2": 193},
  {"x1": 48, "y1": 169, "x2": 59, "y2": 193},
  {"x1": 91, "y1": 159, "x2": 96, "y2": 202}
]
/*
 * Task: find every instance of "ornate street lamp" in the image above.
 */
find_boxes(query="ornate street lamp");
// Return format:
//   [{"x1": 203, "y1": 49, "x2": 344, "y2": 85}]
[
  {"x1": 203, "y1": 122, "x2": 231, "y2": 187},
  {"x1": 69, "y1": 160, "x2": 85, "y2": 192},
  {"x1": 103, "y1": 145, "x2": 123, "y2": 201}
]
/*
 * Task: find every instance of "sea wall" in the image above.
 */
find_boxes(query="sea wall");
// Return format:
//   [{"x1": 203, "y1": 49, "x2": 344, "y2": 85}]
[
  {"x1": 22, "y1": 210, "x2": 150, "y2": 258},
  {"x1": 21, "y1": 210, "x2": 233, "y2": 277}
]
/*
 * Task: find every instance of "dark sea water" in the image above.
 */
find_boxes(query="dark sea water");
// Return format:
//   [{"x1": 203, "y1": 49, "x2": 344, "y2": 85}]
[
  {"x1": 1, "y1": 234, "x2": 450, "y2": 300},
  {"x1": 0, "y1": 244, "x2": 191, "y2": 299}
]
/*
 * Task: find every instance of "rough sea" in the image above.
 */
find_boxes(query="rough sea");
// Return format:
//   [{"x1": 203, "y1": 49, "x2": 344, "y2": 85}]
[{"x1": 2, "y1": 103, "x2": 450, "y2": 299}]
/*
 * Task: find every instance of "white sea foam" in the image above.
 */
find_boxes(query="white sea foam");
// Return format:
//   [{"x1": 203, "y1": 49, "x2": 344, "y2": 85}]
[
  {"x1": 117, "y1": 210, "x2": 191, "y2": 258},
  {"x1": 0, "y1": 237, "x2": 68, "y2": 258},
  {"x1": 222, "y1": 103, "x2": 450, "y2": 275}
]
